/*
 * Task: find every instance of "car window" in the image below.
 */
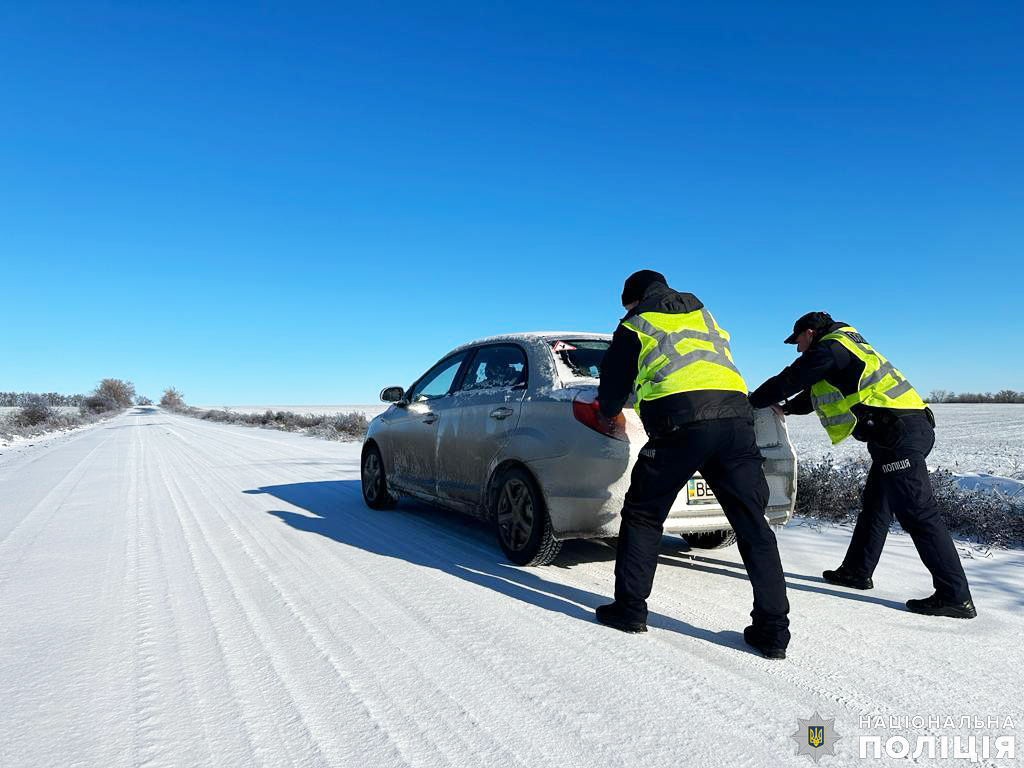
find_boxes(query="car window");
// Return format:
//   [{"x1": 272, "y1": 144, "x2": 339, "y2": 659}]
[
  {"x1": 552, "y1": 339, "x2": 610, "y2": 379},
  {"x1": 461, "y1": 345, "x2": 527, "y2": 391},
  {"x1": 410, "y1": 352, "x2": 467, "y2": 401}
]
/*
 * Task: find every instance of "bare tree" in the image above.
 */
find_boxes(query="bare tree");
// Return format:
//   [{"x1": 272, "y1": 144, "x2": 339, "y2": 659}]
[
  {"x1": 95, "y1": 379, "x2": 136, "y2": 408},
  {"x1": 160, "y1": 387, "x2": 185, "y2": 409}
]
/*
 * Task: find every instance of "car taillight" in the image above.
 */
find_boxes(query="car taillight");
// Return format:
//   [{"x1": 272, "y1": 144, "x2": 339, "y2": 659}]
[{"x1": 572, "y1": 398, "x2": 628, "y2": 441}]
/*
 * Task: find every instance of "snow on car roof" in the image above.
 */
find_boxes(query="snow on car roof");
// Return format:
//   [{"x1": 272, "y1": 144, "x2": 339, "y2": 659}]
[{"x1": 453, "y1": 331, "x2": 611, "y2": 350}]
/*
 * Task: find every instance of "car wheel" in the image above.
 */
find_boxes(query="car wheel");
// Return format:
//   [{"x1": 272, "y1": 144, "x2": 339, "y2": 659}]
[
  {"x1": 683, "y1": 530, "x2": 737, "y2": 549},
  {"x1": 493, "y1": 467, "x2": 561, "y2": 566},
  {"x1": 362, "y1": 443, "x2": 397, "y2": 510}
]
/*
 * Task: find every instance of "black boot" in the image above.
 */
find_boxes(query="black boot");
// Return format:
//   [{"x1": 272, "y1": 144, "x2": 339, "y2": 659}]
[
  {"x1": 595, "y1": 602, "x2": 647, "y2": 633},
  {"x1": 743, "y1": 626, "x2": 786, "y2": 660},
  {"x1": 906, "y1": 593, "x2": 977, "y2": 619},
  {"x1": 822, "y1": 565, "x2": 874, "y2": 590}
]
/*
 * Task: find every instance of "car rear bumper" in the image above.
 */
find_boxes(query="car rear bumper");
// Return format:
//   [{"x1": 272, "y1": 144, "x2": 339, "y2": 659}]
[
  {"x1": 535, "y1": 490, "x2": 792, "y2": 540},
  {"x1": 523, "y1": 408, "x2": 796, "y2": 541}
]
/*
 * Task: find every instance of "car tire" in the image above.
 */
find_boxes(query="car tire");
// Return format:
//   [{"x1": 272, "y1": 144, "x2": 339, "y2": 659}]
[
  {"x1": 362, "y1": 443, "x2": 397, "y2": 510},
  {"x1": 493, "y1": 467, "x2": 561, "y2": 566},
  {"x1": 683, "y1": 530, "x2": 737, "y2": 549}
]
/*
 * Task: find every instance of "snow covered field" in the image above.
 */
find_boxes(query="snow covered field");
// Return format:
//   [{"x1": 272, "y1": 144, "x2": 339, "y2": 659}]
[
  {"x1": 786, "y1": 403, "x2": 1024, "y2": 477},
  {"x1": 1, "y1": 407, "x2": 1021, "y2": 767},
  {"x1": 205, "y1": 403, "x2": 1024, "y2": 478}
]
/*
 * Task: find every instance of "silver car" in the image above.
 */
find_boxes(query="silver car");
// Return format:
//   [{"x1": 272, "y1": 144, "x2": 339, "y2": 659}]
[{"x1": 361, "y1": 332, "x2": 796, "y2": 565}]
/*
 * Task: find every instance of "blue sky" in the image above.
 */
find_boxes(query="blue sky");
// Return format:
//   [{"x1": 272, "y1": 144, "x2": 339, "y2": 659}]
[{"x1": 3, "y1": 2, "x2": 1021, "y2": 403}]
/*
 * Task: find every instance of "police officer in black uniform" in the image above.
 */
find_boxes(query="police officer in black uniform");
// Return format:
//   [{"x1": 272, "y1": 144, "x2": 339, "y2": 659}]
[
  {"x1": 748, "y1": 312, "x2": 976, "y2": 619},
  {"x1": 594, "y1": 271, "x2": 791, "y2": 658}
]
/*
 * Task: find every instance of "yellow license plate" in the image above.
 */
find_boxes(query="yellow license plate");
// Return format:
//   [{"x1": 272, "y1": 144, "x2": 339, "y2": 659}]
[{"x1": 687, "y1": 477, "x2": 717, "y2": 505}]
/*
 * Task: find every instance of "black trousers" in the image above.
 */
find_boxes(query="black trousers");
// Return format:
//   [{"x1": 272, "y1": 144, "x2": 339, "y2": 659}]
[
  {"x1": 842, "y1": 412, "x2": 972, "y2": 603},
  {"x1": 613, "y1": 417, "x2": 790, "y2": 646}
]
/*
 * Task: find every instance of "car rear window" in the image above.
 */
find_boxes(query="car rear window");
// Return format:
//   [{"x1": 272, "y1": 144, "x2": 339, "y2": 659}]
[{"x1": 551, "y1": 339, "x2": 610, "y2": 379}]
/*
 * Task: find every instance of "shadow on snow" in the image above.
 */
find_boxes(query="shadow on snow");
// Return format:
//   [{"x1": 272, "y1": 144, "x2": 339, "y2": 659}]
[{"x1": 245, "y1": 479, "x2": 906, "y2": 657}]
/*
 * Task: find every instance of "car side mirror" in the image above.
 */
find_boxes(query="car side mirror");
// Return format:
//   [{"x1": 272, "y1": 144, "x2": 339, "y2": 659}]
[{"x1": 380, "y1": 386, "x2": 405, "y2": 403}]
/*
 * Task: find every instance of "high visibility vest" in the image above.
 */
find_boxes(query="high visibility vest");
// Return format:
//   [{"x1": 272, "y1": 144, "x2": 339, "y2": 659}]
[
  {"x1": 621, "y1": 308, "x2": 747, "y2": 408},
  {"x1": 810, "y1": 325, "x2": 927, "y2": 444}
]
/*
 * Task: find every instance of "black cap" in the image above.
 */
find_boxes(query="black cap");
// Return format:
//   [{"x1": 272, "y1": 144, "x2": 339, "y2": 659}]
[
  {"x1": 621, "y1": 270, "x2": 666, "y2": 306},
  {"x1": 785, "y1": 311, "x2": 834, "y2": 344}
]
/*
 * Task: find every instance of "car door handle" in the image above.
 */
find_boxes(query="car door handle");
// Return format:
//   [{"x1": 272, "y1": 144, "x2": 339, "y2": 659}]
[
  {"x1": 422, "y1": 412, "x2": 438, "y2": 424},
  {"x1": 489, "y1": 407, "x2": 514, "y2": 420}
]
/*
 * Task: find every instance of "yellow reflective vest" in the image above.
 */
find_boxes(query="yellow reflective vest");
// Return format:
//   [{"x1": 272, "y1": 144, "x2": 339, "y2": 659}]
[
  {"x1": 810, "y1": 326, "x2": 927, "y2": 444},
  {"x1": 622, "y1": 308, "x2": 747, "y2": 408}
]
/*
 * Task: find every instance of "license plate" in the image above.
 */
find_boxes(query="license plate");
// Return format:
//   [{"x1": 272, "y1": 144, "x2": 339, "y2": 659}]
[{"x1": 687, "y1": 477, "x2": 717, "y2": 505}]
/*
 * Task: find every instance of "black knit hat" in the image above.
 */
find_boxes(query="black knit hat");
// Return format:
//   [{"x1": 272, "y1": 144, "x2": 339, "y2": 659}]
[
  {"x1": 621, "y1": 270, "x2": 667, "y2": 306},
  {"x1": 785, "y1": 311, "x2": 834, "y2": 344}
]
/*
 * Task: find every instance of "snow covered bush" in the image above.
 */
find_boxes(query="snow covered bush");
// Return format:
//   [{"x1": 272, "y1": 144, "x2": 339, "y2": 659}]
[
  {"x1": 14, "y1": 395, "x2": 53, "y2": 427},
  {"x1": 160, "y1": 387, "x2": 185, "y2": 409},
  {"x1": 1, "y1": 396, "x2": 116, "y2": 441},
  {"x1": 95, "y1": 379, "x2": 136, "y2": 408},
  {"x1": 172, "y1": 405, "x2": 369, "y2": 441},
  {"x1": 796, "y1": 459, "x2": 1024, "y2": 547},
  {"x1": 794, "y1": 456, "x2": 870, "y2": 522},
  {"x1": 930, "y1": 470, "x2": 1024, "y2": 548},
  {"x1": 80, "y1": 394, "x2": 119, "y2": 414}
]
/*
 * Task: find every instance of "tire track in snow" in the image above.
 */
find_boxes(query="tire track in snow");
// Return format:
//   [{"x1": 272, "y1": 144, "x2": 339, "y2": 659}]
[
  {"x1": 161, "y1": 422, "x2": 507, "y2": 767},
  {"x1": 163, "y1": 417, "x2": 801, "y2": 766},
  {"x1": 179, "y1": 436, "x2": 788, "y2": 768},
  {"x1": 134, "y1": 413, "x2": 1021, "y2": 767},
  {"x1": 0, "y1": 433, "x2": 113, "y2": 592},
  {"x1": 158, "y1": 416, "x2": 615, "y2": 766},
  {"x1": 144, "y1": 418, "x2": 262, "y2": 766},
  {"x1": 153, "y1": 435, "x2": 339, "y2": 767}
]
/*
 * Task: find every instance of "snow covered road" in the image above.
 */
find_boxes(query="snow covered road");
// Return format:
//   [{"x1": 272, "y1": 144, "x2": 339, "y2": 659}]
[{"x1": 1, "y1": 408, "x2": 1021, "y2": 767}]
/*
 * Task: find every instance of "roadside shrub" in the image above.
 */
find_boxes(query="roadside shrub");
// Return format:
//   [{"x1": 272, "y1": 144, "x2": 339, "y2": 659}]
[
  {"x1": 136, "y1": 395, "x2": 153, "y2": 406},
  {"x1": 15, "y1": 394, "x2": 53, "y2": 427},
  {"x1": 174, "y1": 406, "x2": 369, "y2": 442},
  {"x1": 794, "y1": 456, "x2": 870, "y2": 522},
  {"x1": 1, "y1": 393, "x2": 119, "y2": 441},
  {"x1": 326, "y1": 412, "x2": 368, "y2": 437},
  {"x1": 80, "y1": 394, "x2": 119, "y2": 414},
  {"x1": 160, "y1": 387, "x2": 185, "y2": 409},
  {"x1": 95, "y1": 378, "x2": 136, "y2": 408},
  {"x1": 930, "y1": 470, "x2": 1024, "y2": 548},
  {"x1": 797, "y1": 458, "x2": 1024, "y2": 547}
]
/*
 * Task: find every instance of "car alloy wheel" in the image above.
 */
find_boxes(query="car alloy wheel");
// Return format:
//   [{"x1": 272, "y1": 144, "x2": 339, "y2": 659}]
[
  {"x1": 497, "y1": 477, "x2": 534, "y2": 552},
  {"x1": 361, "y1": 444, "x2": 396, "y2": 510},
  {"x1": 363, "y1": 452, "x2": 382, "y2": 501},
  {"x1": 493, "y1": 467, "x2": 561, "y2": 566}
]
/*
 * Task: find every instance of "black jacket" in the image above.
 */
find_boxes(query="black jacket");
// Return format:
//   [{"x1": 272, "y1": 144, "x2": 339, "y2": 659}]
[
  {"x1": 747, "y1": 321, "x2": 928, "y2": 441},
  {"x1": 748, "y1": 321, "x2": 862, "y2": 415},
  {"x1": 597, "y1": 282, "x2": 752, "y2": 434}
]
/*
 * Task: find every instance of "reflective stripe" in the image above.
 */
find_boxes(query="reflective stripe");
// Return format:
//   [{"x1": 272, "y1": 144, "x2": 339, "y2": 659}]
[
  {"x1": 625, "y1": 313, "x2": 737, "y2": 379},
  {"x1": 702, "y1": 309, "x2": 729, "y2": 356},
  {"x1": 820, "y1": 412, "x2": 857, "y2": 427},
  {"x1": 651, "y1": 347, "x2": 742, "y2": 382},
  {"x1": 885, "y1": 379, "x2": 914, "y2": 399},
  {"x1": 813, "y1": 325, "x2": 924, "y2": 445},
  {"x1": 811, "y1": 390, "x2": 844, "y2": 406},
  {"x1": 860, "y1": 361, "x2": 895, "y2": 389}
]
